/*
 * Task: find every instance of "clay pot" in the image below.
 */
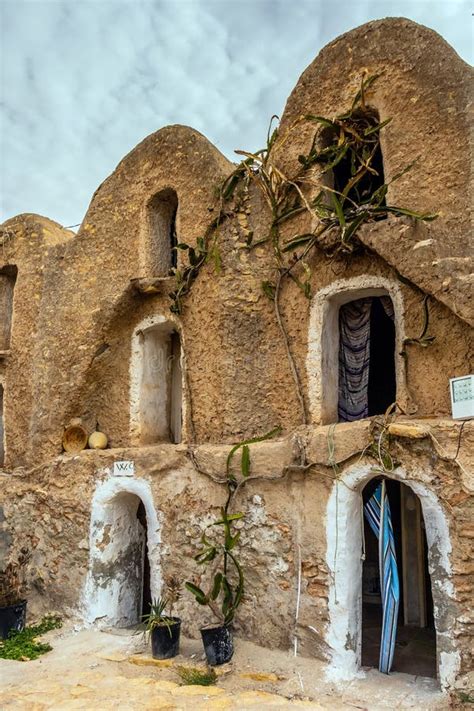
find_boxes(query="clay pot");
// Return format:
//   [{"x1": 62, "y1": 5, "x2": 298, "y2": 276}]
[
  {"x1": 88, "y1": 431, "x2": 108, "y2": 449},
  {"x1": 62, "y1": 424, "x2": 88, "y2": 453}
]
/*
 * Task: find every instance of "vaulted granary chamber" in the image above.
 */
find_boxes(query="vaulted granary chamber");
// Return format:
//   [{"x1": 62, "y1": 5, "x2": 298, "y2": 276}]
[{"x1": 0, "y1": 17, "x2": 472, "y2": 702}]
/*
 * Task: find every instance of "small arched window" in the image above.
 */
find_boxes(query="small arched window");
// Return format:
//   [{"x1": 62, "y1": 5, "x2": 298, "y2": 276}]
[
  {"x1": 0, "y1": 383, "x2": 4, "y2": 466},
  {"x1": 308, "y1": 278, "x2": 408, "y2": 425},
  {"x1": 321, "y1": 109, "x2": 386, "y2": 209},
  {"x1": 146, "y1": 189, "x2": 178, "y2": 276},
  {"x1": 0, "y1": 265, "x2": 17, "y2": 352}
]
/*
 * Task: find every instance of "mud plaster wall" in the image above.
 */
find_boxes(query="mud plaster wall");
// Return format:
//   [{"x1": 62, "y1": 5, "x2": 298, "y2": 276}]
[
  {"x1": 0, "y1": 422, "x2": 472, "y2": 684},
  {"x1": 0, "y1": 17, "x2": 473, "y2": 693},
  {"x1": 2, "y1": 206, "x2": 472, "y2": 460},
  {"x1": 0, "y1": 21, "x2": 473, "y2": 467}
]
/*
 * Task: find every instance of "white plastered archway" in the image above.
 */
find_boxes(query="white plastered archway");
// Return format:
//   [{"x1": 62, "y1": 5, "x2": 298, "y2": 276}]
[
  {"x1": 82, "y1": 476, "x2": 161, "y2": 627},
  {"x1": 129, "y1": 313, "x2": 185, "y2": 445},
  {"x1": 307, "y1": 275, "x2": 411, "y2": 424},
  {"x1": 325, "y1": 464, "x2": 460, "y2": 691}
]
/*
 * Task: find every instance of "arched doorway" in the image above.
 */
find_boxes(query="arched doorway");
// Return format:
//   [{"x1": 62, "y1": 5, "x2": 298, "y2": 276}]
[
  {"x1": 84, "y1": 478, "x2": 161, "y2": 627},
  {"x1": 361, "y1": 478, "x2": 436, "y2": 677},
  {"x1": 325, "y1": 465, "x2": 460, "y2": 689}
]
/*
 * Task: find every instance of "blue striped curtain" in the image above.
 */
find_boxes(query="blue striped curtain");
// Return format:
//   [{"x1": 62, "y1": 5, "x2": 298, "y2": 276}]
[{"x1": 364, "y1": 479, "x2": 400, "y2": 674}]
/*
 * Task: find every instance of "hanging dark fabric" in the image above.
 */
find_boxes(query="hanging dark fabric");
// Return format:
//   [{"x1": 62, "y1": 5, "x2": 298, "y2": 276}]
[
  {"x1": 380, "y1": 295, "x2": 395, "y2": 321},
  {"x1": 338, "y1": 297, "x2": 373, "y2": 421}
]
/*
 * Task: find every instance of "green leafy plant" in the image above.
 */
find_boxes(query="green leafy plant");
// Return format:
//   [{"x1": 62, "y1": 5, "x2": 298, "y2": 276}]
[
  {"x1": 185, "y1": 506, "x2": 244, "y2": 626},
  {"x1": 186, "y1": 426, "x2": 281, "y2": 626},
  {"x1": 0, "y1": 614, "x2": 62, "y2": 661},
  {"x1": 140, "y1": 599, "x2": 175, "y2": 639},
  {"x1": 176, "y1": 665, "x2": 217, "y2": 686},
  {"x1": 169, "y1": 73, "x2": 437, "y2": 313},
  {"x1": 455, "y1": 690, "x2": 474, "y2": 705},
  {"x1": 141, "y1": 597, "x2": 173, "y2": 630},
  {"x1": 168, "y1": 74, "x2": 437, "y2": 424},
  {"x1": 139, "y1": 576, "x2": 182, "y2": 636}
]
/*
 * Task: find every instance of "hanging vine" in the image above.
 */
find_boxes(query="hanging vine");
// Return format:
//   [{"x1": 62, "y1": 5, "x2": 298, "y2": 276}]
[
  {"x1": 169, "y1": 72, "x2": 437, "y2": 315},
  {"x1": 169, "y1": 73, "x2": 438, "y2": 423}
]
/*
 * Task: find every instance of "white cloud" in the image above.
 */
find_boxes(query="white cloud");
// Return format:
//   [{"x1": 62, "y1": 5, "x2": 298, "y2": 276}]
[{"x1": 0, "y1": 0, "x2": 471, "y2": 226}]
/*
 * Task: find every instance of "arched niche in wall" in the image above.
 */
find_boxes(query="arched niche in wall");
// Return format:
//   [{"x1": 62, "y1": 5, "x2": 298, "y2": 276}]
[
  {"x1": 307, "y1": 276, "x2": 411, "y2": 425},
  {"x1": 142, "y1": 188, "x2": 178, "y2": 277},
  {"x1": 319, "y1": 108, "x2": 386, "y2": 208},
  {"x1": 83, "y1": 477, "x2": 161, "y2": 627},
  {"x1": 0, "y1": 266, "x2": 17, "y2": 467},
  {"x1": 325, "y1": 464, "x2": 459, "y2": 690},
  {"x1": 130, "y1": 315, "x2": 183, "y2": 446},
  {"x1": 0, "y1": 265, "x2": 17, "y2": 352},
  {"x1": 0, "y1": 383, "x2": 4, "y2": 466}
]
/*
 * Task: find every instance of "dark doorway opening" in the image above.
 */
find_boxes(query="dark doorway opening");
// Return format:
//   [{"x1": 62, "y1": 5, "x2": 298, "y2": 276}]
[
  {"x1": 169, "y1": 204, "x2": 178, "y2": 270},
  {"x1": 330, "y1": 110, "x2": 386, "y2": 209},
  {"x1": 361, "y1": 479, "x2": 436, "y2": 678},
  {"x1": 0, "y1": 384, "x2": 4, "y2": 466},
  {"x1": 338, "y1": 295, "x2": 396, "y2": 422},
  {"x1": 367, "y1": 297, "x2": 396, "y2": 416},
  {"x1": 136, "y1": 501, "x2": 152, "y2": 618}
]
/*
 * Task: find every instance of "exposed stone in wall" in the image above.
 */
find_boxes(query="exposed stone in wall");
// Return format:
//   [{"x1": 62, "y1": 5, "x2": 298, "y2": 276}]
[
  {"x1": 0, "y1": 420, "x2": 471, "y2": 682},
  {"x1": 0, "y1": 16, "x2": 472, "y2": 695}
]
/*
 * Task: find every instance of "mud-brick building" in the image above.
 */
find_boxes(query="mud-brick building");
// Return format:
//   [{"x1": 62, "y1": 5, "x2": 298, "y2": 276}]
[{"x1": 0, "y1": 18, "x2": 472, "y2": 695}]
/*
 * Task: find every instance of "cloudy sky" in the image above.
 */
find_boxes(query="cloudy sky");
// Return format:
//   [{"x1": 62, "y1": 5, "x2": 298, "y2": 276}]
[{"x1": 1, "y1": 0, "x2": 472, "y2": 228}]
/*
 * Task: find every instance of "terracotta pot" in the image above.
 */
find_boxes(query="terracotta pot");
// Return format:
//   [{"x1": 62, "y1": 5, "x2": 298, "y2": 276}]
[{"x1": 62, "y1": 425, "x2": 87, "y2": 453}]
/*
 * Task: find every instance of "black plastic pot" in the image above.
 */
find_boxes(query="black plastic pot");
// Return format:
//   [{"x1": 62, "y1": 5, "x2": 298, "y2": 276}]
[
  {"x1": 150, "y1": 618, "x2": 181, "y2": 659},
  {"x1": 0, "y1": 599, "x2": 27, "y2": 640},
  {"x1": 201, "y1": 624, "x2": 233, "y2": 666}
]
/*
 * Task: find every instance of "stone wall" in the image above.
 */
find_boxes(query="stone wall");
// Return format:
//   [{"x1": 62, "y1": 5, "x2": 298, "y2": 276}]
[
  {"x1": 1, "y1": 419, "x2": 472, "y2": 690},
  {"x1": 0, "y1": 16, "x2": 472, "y2": 696}
]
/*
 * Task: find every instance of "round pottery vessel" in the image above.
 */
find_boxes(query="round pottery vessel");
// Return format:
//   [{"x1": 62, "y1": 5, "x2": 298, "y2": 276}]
[
  {"x1": 62, "y1": 425, "x2": 88, "y2": 453},
  {"x1": 88, "y1": 431, "x2": 108, "y2": 449}
]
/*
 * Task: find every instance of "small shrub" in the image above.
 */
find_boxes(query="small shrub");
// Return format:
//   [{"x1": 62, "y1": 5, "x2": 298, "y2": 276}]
[
  {"x1": 176, "y1": 665, "x2": 217, "y2": 686},
  {"x1": 0, "y1": 614, "x2": 62, "y2": 661}
]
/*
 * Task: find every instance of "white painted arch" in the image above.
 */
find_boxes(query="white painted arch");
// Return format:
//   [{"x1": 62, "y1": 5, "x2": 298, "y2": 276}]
[
  {"x1": 325, "y1": 464, "x2": 460, "y2": 691},
  {"x1": 129, "y1": 313, "x2": 185, "y2": 446},
  {"x1": 82, "y1": 476, "x2": 162, "y2": 627},
  {"x1": 307, "y1": 275, "x2": 411, "y2": 425}
]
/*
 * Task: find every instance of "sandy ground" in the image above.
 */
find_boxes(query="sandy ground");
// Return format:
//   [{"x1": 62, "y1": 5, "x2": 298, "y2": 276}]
[{"x1": 0, "y1": 625, "x2": 449, "y2": 710}]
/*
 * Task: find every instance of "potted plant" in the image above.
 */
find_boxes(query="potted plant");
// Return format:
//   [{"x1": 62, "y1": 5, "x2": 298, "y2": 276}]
[
  {"x1": 141, "y1": 575, "x2": 182, "y2": 659},
  {"x1": 186, "y1": 507, "x2": 244, "y2": 666},
  {"x1": 0, "y1": 548, "x2": 30, "y2": 640}
]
